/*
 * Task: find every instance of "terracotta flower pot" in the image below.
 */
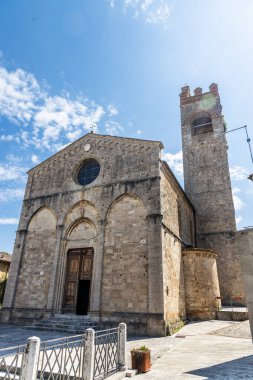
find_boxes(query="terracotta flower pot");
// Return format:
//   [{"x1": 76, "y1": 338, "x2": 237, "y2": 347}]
[{"x1": 131, "y1": 349, "x2": 151, "y2": 373}]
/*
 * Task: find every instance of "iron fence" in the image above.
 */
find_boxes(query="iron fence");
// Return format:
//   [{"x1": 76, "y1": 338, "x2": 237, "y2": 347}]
[
  {"x1": 37, "y1": 334, "x2": 85, "y2": 380},
  {"x1": 0, "y1": 344, "x2": 25, "y2": 380},
  {"x1": 93, "y1": 328, "x2": 119, "y2": 380}
]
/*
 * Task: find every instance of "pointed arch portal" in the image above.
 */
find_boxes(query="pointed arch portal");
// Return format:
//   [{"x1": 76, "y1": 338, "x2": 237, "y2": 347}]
[
  {"x1": 62, "y1": 248, "x2": 94, "y2": 315},
  {"x1": 62, "y1": 218, "x2": 96, "y2": 315}
]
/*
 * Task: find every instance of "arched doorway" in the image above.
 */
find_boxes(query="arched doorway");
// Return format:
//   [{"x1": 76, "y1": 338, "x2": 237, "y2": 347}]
[
  {"x1": 63, "y1": 248, "x2": 93, "y2": 315},
  {"x1": 62, "y1": 218, "x2": 96, "y2": 315}
]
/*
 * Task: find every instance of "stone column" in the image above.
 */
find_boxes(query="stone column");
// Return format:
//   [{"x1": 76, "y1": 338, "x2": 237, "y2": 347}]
[
  {"x1": 21, "y1": 336, "x2": 40, "y2": 380},
  {"x1": 146, "y1": 214, "x2": 164, "y2": 314},
  {"x1": 47, "y1": 224, "x2": 64, "y2": 312},
  {"x1": 118, "y1": 323, "x2": 127, "y2": 371},
  {"x1": 88, "y1": 219, "x2": 105, "y2": 319},
  {"x1": 2, "y1": 229, "x2": 28, "y2": 316},
  {"x1": 82, "y1": 328, "x2": 95, "y2": 380},
  {"x1": 54, "y1": 238, "x2": 68, "y2": 313}
]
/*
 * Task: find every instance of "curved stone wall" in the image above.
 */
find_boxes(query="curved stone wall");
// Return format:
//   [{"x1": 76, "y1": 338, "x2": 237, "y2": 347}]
[{"x1": 183, "y1": 248, "x2": 221, "y2": 320}]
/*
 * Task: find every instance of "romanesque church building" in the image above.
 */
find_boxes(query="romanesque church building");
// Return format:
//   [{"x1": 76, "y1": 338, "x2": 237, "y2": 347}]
[{"x1": 1, "y1": 84, "x2": 249, "y2": 335}]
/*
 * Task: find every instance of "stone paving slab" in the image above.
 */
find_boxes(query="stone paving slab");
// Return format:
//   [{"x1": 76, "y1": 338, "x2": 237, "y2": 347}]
[
  {"x1": 126, "y1": 321, "x2": 253, "y2": 380},
  {"x1": 210, "y1": 320, "x2": 251, "y2": 339},
  {"x1": 0, "y1": 324, "x2": 73, "y2": 350}
]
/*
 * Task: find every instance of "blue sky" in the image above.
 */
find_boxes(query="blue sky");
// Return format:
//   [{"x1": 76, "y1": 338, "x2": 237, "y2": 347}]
[{"x1": 0, "y1": 0, "x2": 252, "y2": 253}]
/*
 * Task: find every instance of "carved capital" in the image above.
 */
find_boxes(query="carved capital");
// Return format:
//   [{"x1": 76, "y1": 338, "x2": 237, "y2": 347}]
[
  {"x1": 99, "y1": 219, "x2": 108, "y2": 226},
  {"x1": 56, "y1": 224, "x2": 64, "y2": 231},
  {"x1": 145, "y1": 213, "x2": 163, "y2": 224}
]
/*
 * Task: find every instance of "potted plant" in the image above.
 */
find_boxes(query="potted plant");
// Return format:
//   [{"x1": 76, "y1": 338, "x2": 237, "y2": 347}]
[{"x1": 131, "y1": 346, "x2": 151, "y2": 373}]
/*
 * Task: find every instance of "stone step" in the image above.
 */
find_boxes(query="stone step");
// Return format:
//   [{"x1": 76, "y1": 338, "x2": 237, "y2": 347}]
[
  {"x1": 22, "y1": 313, "x2": 100, "y2": 334},
  {"x1": 34, "y1": 320, "x2": 96, "y2": 326},
  {"x1": 54, "y1": 314, "x2": 91, "y2": 319},
  {"x1": 25, "y1": 325, "x2": 98, "y2": 334},
  {"x1": 216, "y1": 307, "x2": 248, "y2": 321}
]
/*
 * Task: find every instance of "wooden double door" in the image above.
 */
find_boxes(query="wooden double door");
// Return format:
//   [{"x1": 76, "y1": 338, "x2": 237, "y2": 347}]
[{"x1": 62, "y1": 248, "x2": 93, "y2": 315}]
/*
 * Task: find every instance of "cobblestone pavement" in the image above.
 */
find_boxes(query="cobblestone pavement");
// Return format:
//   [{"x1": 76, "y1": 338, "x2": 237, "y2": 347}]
[{"x1": 126, "y1": 320, "x2": 253, "y2": 380}]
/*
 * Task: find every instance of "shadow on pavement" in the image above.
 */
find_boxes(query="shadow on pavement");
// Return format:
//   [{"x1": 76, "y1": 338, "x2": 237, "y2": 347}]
[{"x1": 187, "y1": 355, "x2": 253, "y2": 379}]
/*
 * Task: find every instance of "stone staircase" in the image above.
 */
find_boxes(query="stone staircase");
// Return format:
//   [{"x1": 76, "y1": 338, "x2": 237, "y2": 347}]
[{"x1": 25, "y1": 314, "x2": 99, "y2": 334}]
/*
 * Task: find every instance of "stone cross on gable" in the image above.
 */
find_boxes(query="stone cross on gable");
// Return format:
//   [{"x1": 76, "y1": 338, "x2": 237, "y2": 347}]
[{"x1": 89, "y1": 122, "x2": 97, "y2": 134}]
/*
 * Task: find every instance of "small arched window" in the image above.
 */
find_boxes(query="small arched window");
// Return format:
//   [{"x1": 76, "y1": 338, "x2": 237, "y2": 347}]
[{"x1": 192, "y1": 114, "x2": 213, "y2": 135}]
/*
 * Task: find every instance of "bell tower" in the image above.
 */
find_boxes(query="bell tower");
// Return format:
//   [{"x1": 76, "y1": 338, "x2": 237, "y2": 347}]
[{"x1": 180, "y1": 84, "x2": 245, "y2": 305}]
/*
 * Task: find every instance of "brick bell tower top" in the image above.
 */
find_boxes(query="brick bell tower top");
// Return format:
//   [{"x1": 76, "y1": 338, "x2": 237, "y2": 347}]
[{"x1": 180, "y1": 83, "x2": 236, "y2": 237}]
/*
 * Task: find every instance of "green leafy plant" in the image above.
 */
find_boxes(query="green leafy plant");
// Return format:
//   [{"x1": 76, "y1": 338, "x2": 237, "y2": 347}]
[{"x1": 133, "y1": 345, "x2": 150, "y2": 352}]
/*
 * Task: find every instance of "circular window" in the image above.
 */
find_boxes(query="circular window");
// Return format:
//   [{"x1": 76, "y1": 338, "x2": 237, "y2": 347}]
[{"x1": 77, "y1": 159, "x2": 100, "y2": 186}]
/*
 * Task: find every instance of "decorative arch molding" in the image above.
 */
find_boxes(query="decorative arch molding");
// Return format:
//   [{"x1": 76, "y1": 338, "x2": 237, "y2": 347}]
[
  {"x1": 65, "y1": 217, "x2": 97, "y2": 241},
  {"x1": 182, "y1": 110, "x2": 215, "y2": 127},
  {"x1": 105, "y1": 192, "x2": 146, "y2": 221},
  {"x1": 27, "y1": 206, "x2": 57, "y2": 232},
  {"x1": 63, "y1": 200, "x2": 99, "y2": 231},
  {"x1": 29, "y1": 137, "x2": 159, "y2": 177},
  {"x1": 190, "y1": 111, "x2": 212, "y2": 126}
]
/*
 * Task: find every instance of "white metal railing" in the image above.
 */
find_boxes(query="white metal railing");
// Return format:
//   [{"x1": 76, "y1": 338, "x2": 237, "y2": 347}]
[
  {"x1": 0, "y1": 344, "x2": 26, "y2": 379},
  {"x1": 0, "y1": 323, "x2": 127, "y2": 380}
]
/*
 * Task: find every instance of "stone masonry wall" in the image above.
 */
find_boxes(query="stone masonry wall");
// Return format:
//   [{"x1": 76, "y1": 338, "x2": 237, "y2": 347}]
[
  {"x1": 14, "y1": 208, "x2": 57, "y2": 310},
  {"x1": 102, "y1": 194, "x2": 149, "y2": 314},
  {"x1": 183, "y1": 248, "x2": 221, "y2": 320},
  {"x1": 160, "y1": 163, "x2": 195, "y2": 325},
  {"x1": 236, "y1": 228, "x2": 253, "y2": 335}
]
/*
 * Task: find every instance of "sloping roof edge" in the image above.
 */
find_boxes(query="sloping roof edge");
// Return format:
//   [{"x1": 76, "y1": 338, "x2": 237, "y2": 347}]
[
  {"x1": 161, "y1": 160, "x2": 195, "y2": 212},
  {"x1": 27, "y1": 133, "x2": 164, "y2": 174}
]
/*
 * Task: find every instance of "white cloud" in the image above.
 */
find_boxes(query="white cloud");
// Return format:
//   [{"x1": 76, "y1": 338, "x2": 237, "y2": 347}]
[
  {"x1": 32, "y1": 96, "x2": 105, "y2": 150},
  {"x1": 6, "y1": 154, "x2": 23, "y2": 163},
  {"x1": 108, "y1": 104, "x2": 119, "y2": 117},
  {"x1": 163, "y1": 150, "x2": 183, "y2": 178},
  {"x1": 0, "y1": 67, "x2": 42, "y2": 125},
  {"x1": 0, "y1": 217, "x2": 19, "y2": 225},
  {"x1": 105, "y1": 120, "x2": 124, "y2": 135},
  {"x1": 0, "y1": 134, "x2": 15, "y2": 142},
  {"x1": 232, "y1": 187, "x2": 245, "y2": 211},
  {"x1": 230, "y1": 165, "x2": 249, "y2": 181},
  {"x1": 66, "y1": 129, "x2": 82, "y2": 142},
  {"x1": 31, "y1": 154, "x2": 40, "y2": 164},
  {"x1": 0, "y1": 164, "x2": 27, "y2": 181},
  {"x1": 0, "y1": 188, "x2": 24, "y2": 203},
  {"x1": 109, "y1": 0, "x2": 171, "y2": 25},
  {"x1": 236, "y1": 215, "x2": 243, "y2": 225},
  {"x1": 107, "y1": 0, "x2": 115, "y2": 7},
  {"x1": 0, "y1": 65, "x2": 119, "y2": 152},
  {"x1": 136, "y1": 129, "x2": 142, "y2": 135}
]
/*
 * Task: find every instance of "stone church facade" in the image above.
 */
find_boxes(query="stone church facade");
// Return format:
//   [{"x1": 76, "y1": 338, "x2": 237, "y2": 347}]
[{"x1": 1, "y1": 84, "x2": 248, "y2": 335}]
